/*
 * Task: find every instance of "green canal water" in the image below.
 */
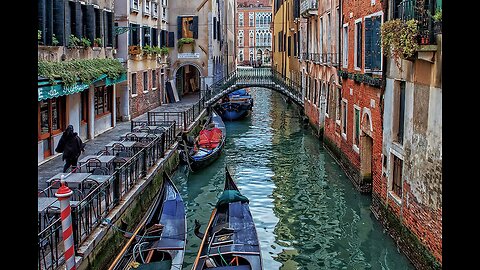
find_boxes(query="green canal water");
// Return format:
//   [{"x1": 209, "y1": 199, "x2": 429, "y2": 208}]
[{"x1": 172, "y1": 89, "x2": 414, "y2": 269}]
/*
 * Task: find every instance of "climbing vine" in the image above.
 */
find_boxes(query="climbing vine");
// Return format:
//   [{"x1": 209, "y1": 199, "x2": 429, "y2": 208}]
[
  {"x1": 381, "y1": 19, "x2": 419, "y2": 70},
  {"x1": 38, "y1": 58, "x2": 126, "y2": 87}
]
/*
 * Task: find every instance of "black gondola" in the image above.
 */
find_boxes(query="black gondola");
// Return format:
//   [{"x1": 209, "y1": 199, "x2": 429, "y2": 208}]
[
  {"x1": 192, "y1": 168, "x2": 263, "y2": 269},
  {"x1": 181, "y1": 110, "x2": 226, "y2": 172},
  {"x1": 108, "y1": 172, "x2": 186, "y2": 270}
]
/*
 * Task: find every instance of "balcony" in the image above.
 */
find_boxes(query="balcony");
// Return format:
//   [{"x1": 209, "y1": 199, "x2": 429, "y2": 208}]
[
  {"x1": 397, "y1": 0, "x2": 440, "y2": 45},
  {"x1": 300, "y1": 0, "x2": 318, "y2": 17}
]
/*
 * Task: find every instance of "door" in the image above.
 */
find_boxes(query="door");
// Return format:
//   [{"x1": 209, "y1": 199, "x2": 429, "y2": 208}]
[
  {"x1": 38, "y1": 97, "x2": 65, "y2": 159},
  {"x1": 360, "y1": 134, "x2": 373, "y2": 182}
]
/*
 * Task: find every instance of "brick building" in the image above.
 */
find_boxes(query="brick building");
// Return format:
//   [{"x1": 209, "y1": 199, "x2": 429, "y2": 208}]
[
  {"x1": 371, "y1": 0, "x2": 443, "y2": 268},
  {"x1": 237, "y1": 0, "x2": 272, "y2": 67},
  {"x1": 323, "y1": 0, "x2": 383, "y2": 193}
]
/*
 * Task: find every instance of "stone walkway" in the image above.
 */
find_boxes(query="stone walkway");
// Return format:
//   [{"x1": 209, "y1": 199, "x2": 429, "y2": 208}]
[{"x1": 38, "y1": 93, "x2": 200, "y2": 190}]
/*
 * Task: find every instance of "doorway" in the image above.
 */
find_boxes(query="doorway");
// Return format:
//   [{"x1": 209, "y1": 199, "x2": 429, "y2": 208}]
[
  {"x1": 38, "y1": 97, "x2": 65, "y2": 159},
  {"x1": 360, "y1": 134, "x2": 373, "y2": 182}
]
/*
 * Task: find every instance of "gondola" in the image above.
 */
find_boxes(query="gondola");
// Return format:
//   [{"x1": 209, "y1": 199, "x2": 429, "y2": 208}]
[
  {"x1": 192, "y1": 168, "x2": 263, "y2": 270},
  {"x1": 216, "y1": 88, "x2": 253, "y2": 121},
  {"x1": 108, "y1": 172, "x2": 186, "y2": 270},
  {"x1": 180, "y1": 110, "x2": 226, "y2": 172}
]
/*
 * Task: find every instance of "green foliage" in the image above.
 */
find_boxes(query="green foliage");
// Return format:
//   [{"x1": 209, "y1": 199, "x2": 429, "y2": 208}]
[
  {"x1": 160, "y1": 46, "x2": 169, "y2": 56},
  {"x1": 94, "y1": 37, "x2": 102, "y2": 47},
  {"x1": 433, "y1": 9, "x2": 442, "y2": 22},
  {"x1": 81, "y1": 37, "x2": 91, "y2": 48},
  {"x1": 38, "y1": 58, "x2": 127, "y2": 87},
  {"x1": 38, "y1": 30, "x2": 42, "y2": 41},
  {"x1": 381, "y1": 19, "x2": 419, "y2": 70},
  {"x1": 52, "y1": 34, "x2": 59, "y2": 46},
  {"x1": 68, "y1": 34, "x2": 81, "y2": 48},
  {"x1": 177, "y1": 37, "x2": 195, "y2": 52},
  {"x1": 143, "y1": 44, "x2": 154, "y2": 54}
]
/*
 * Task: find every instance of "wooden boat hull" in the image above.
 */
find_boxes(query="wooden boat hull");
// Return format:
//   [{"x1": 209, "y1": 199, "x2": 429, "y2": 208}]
[
  {"x1": 109, "y1": 172, "x2": 186, "y2": 270},
  {"x1": 192, "y1": 169, "x2": 263, "y2": 270},
  {"x1": 217, "y1": 101, "x2": 252, "y2": 121}
]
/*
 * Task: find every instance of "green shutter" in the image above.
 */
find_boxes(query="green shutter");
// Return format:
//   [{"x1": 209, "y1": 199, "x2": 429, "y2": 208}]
[
  {"x1": 86, "y1": 4, "x2": 95, "y2": 43},
  {"x1": 53, "y1": 0, "x2": 65, "y2": 46},
  {"x1": 167, "y1": 32, "x2": 174, "y2": 47},
  {"x1": 177, "y1": 16, "x2": 183, "y2": 39},
  {"x1": 364, "y1": 17, "x2": 372, "y2": 70},
  {"x1": 39, "y1": 0, "x2": 46, "y2": 44},
  {"x1": 372, "y1": 16, "x2": 382, "y2": 71},
  {"x1": 193, "y1": 16, "x2": 199, "y2": 39}
]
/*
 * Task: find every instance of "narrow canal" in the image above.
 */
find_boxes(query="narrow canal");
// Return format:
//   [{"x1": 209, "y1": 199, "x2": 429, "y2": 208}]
[{"x1": 172, "y1": 88, "x2": 414, "y2": 269}]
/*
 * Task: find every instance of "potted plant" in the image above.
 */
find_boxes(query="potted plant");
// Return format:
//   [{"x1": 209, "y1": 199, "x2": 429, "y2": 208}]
[
  {"x1": 177, "y1": 37, "x2": 195, "y2": 52},
  {"x1": 159, "y1": 46, "x2": 169, "y2": 56},
  {"x1": 38, "y1": 30, "x2": 42, "y2": 44},
  {"x1": 68, "y1": 34, "x2": 81, "y2": 48},
  {"x1": 433, "y1": 9, "x2": 442, "y2": 34},
  {"x1": 52, "y1": 34, "x2": 59, "y2": 46},
  {"x1": 81, "y1": 37, "x2": 91, "y2": 48},
  {"x1": 93, "y1": 37, "x2": 102, "y2": 47}
]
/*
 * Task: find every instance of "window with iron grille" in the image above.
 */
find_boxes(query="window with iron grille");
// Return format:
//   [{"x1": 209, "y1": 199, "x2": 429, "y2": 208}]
[
  {"x1": 131, "y1": 73, "x2": 137, "y2": 95},
  {"x1": 143, "y1": 71, "x2": 149, "y2": 92},
  {"x1": 392, "y1": 155, "x2": 403, "y2": 197},
  {"x1": 393, "y1": 80, "x2": 406, "y2": 144}
]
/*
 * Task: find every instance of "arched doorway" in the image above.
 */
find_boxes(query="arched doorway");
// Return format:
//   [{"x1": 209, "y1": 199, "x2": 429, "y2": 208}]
[
  {"x1": 256, "y1": 49, "x2": 263, "y2": 66},
  {"x1": 175, "y1": 64, "x2": 201, "y2": 99},
  {"x1": 360, "y1": 110, "x2": 374, "y2": 183}
]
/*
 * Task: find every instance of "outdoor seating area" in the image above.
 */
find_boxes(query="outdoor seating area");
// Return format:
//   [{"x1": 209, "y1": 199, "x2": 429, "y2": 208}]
[{"x1": 37, "y1": 120, "x2": 178, "y2": 270}]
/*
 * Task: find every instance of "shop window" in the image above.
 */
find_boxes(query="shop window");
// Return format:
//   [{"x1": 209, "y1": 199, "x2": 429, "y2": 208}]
[{"x1": 94, "y1": 86, "x2": 112, "y2": 117}]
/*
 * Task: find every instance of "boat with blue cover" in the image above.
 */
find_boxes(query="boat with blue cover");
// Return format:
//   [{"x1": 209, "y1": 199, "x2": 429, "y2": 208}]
[
  {"x1": 108, "y1": 172, "x2": 186, "y2": 270},
  {"x1": 216, "y1": 88, "x2": 253, "y2": 121},
  {"x1": 192, "y1": 168, "x2": 263, "y2": 269}
]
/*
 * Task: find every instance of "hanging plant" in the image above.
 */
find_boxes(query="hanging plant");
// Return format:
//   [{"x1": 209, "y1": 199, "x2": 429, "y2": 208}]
[
  {"x1": 38, "y1": 58, "x2": 127, "y2": 87},
  {"x1": 177, "y1": 37, "x2": 195, "y2": 52},
  {"x1": 381, "y1": 19, "x2": 419, "y2": 70}
]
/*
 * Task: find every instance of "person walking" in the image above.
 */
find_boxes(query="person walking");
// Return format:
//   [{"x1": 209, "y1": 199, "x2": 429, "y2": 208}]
[{"x1": 55, "y1": 125, "x2": 85, "y2": 173}]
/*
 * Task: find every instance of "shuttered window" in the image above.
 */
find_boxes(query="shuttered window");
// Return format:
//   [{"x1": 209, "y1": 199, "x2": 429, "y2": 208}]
[
  {"x1": 167, "y1": 32, "x2": 174, "y2": 47},
  {"x1": 177, "y1": 16, "x2": 198, "y2": 39},
  {"x1": 85, "y1": 5, "x2": 95, "y2": 44},
  {"x1": 142, "y1": 26, "x2": 151, "y2": 46},
  {"x1": 355, "y1": 21, "x2": 362, "y2": 69},
  {"x1": 287, "y1": 36, "x2": 291, "y2": 56},
  {"x1": 129, "y1": 23, "x2": 140, "y2": 45},
  {"x1": 95, "y1": 8, "x2": 103, "y2": 45},
  {"x1": 392, "y1": 155, "x2": 403, "y2": 197},
  {"x1": 213, "y1": 17, "x2": 217, "y2": 40},
  {"x1": 217, "y1": 20, "x2": 221, "y2": 40},
  {"x1": 53, "y1": 0, "x2": 65, "y2": 46},
  {"x1": 38, "y1": 0, "x2": 47, "y2": 45},
  {"x1": 152, "y1": 28, "x2": 158, "y2": 46},
  {"x1": 364, "y1": 16, "x2": 382, "y2": 71},
  {"x1": 160, "y1": 30, "x2": 166, "y2": 47},
  {"x1": 106, "y1": 11, "x2": 114, "y2": 47}
]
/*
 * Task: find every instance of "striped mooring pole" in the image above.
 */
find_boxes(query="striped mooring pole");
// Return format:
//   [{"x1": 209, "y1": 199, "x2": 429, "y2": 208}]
[{"x1": 55, "y1": 175, "x2": 76, "y2": 270}]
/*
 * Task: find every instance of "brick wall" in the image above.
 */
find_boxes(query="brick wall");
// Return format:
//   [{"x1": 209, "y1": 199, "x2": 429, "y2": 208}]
[{"x1": 130, "y1": 69, "x2": 162, "y2": 118}]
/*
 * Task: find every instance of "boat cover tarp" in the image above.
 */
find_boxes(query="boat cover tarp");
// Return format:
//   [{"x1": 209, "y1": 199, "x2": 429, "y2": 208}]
[
  {"x1": 229, "y1": 89, "x2": 248, "y2": 97},
  {"x1": 216, "y1": 190, "x2": 249, "y2": 208},
  {"x1": 152, "y1": 187, "x2": 186, "y2": 249},
  {"x1": 198, "y1": 128, "x2": 223, "y2": 149},
  {"x1": 207, "y1": 266, "x2": 251, "y2": 270},
  {"x1": 229, "y1": 201, "x2": 259, "y2": 249}
]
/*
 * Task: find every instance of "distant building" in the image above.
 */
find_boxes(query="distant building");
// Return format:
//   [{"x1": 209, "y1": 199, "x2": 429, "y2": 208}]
[
  {"x1": 38, "y1": 0, "x2": 126, "y2": 164},
  {"x1": 236, "y1": 0, "x2": 272, "y2": 67}
]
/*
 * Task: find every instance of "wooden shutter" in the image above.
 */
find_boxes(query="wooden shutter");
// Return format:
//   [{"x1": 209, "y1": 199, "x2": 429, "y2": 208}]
[
  {"x1": 192, "y1": 16, "x2": 199, "y2": 39},
  {"x1": 213, "y1": 17, "x2": 217, "y2": 40},
  {"x1": 372, "y1": 16, "x2": 382, "y2": 70},
  {"x1": 293, "y1": 33, "x2": 297, "y2": 57},
  {"x1": 103, "y1": 10, "x2": 108, "y2": 45},
  {"x1": 217, "y1": 20, "x2": 221, "y2": 40},
  {"x1": 167, "y1": 32, "x2": 174, "y2": 47},
  {"x1": 287, "y1": 35, "x2": 291, "y2": 56},
  {"x1": 152, "y1": 28, "x2": 158, "y2": 46},
  {"x1": 177, "y1": 16, "x2": 183, "y2": 39},
  {"x1": 364, "y1": 17, "x2": 372, "y2": 70},
  {"x1": 74, "y1": 1, "x2": 82, "y2": 38},
  {"x1": 107, "y1": 11, "x2": 114, "y2": 47},
  {"x1": 159, "y1": 30, "x2": 165, "y2": 47},
  {"x1": 86, "y1": 4, "x2": 95, "y2": 43},
  {"x1": 38, "y1": 0, "x2": 46, "y2": 44},
  {"x1": 95, "y1": 8, "x2": 102, "y2": 41},
  {"x1": 53, "y1": 0, "x2": 65, "y2": 45},
  {"x1": 45, "y1": 0, "x2": 54, "y2": 45}
]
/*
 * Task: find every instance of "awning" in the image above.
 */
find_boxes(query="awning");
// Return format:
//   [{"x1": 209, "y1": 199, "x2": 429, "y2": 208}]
[{"x1": 38, "y1": 73, "x2": 126, "y2": 101}]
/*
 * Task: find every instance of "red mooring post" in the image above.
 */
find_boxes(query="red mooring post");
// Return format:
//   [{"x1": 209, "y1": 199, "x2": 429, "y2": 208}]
[{"x1": 55, "y1": 175, "x2": 76, "y2": 270}]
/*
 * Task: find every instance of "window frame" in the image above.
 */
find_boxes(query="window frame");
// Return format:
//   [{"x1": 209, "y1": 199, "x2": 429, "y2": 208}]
[
  {"x1": 341, "y1": 99, "x2": 348, "y2": 139},
  {"x1": 353, "y1": 104, "x2": 361, "y2": 153},
  {"x1": 131, "y1": 72, "x2": 137, "y2": 96},
  {"x1": 94, "y1": 85, "x2": 112, "y2": 118},
  {"x1": 342, "y1": 23, "x2": 349, "y2": 68},
  {"x1": 143, "y1": 71, "x2": 149, "y2": 93},
  {"x1": 354, "y1": 18, "x2": 363, "y2": 70},
  {"x1": 152, "y1": 69, "x2": 157, "y2": 90}
]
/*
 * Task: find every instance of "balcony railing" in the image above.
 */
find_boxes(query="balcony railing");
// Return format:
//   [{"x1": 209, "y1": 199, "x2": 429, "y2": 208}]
[
  {"x1": 301, "y1": 52, "x2": 339, "y2": 66},
  {"x1": 300, "y1": 0, "x2": 318, "y2": 17},
  {"x1": 397, "y1": 0, "x2": 438, "y2": 45}
]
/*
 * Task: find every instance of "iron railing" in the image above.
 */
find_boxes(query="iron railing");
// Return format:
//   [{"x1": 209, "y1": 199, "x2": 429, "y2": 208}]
[
  {"x1": 397, "y1": 0, "x2": 437, "y2": 45},
  {"x1": 147, "y1": 97, "x2": 207, "y2": 132}
]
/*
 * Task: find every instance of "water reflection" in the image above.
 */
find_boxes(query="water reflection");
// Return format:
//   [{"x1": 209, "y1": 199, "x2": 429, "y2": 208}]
[{"x1": 173, "y1": 89, "x2": 413, "y2": 270}]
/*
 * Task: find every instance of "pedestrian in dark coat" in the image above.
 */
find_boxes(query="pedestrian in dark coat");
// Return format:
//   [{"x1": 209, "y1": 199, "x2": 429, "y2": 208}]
[{"x1": 55, "y1": 125, "x2": 85, "y2": 173}]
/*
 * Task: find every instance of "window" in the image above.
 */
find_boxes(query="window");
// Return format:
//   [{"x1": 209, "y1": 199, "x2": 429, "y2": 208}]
[
  {"x1": 239, "y1": 13, "x2": 244, "y2": 27},
  {"x1": 341, "y1": 100, "x2": 347, "y2": 135},
  {"x1": 249, "y1": 30, "x2": 254, "y2": 47},
  {"x1": 355, "y1": 20, "x2": 362, "y2": 69},
  {"x1": 239, "y1": 50, "x2": 244, "y2": 62},
  {"x1": 249, "y1": 12, "x2": 254, "y2": 27},
  {"x1": 131, "y1": 0, "x2": 139, "y2": 11},
  {"x1": 364, "y1": 15, "x2": 382, "y2": 71},
  {"x1": 142, "y1": 26, "x2": 151, "y2": 46},
  {"x1": 313, "y1": 80, "x2": 318, "y2": 105},
  {"x1": 152, "y1": 2, "x2": 158, "y2": 17},
  {"x1": 177, "y1": 16, "x2": 198, "y2": 39},
  {"x1": 327, "y1": 13, "x2": 331, "y2": 56},
  {"x1": 94, "y1": 86, "x2": 112, "y2": 116},
  {"x1": 131, "y1": 73, "x2": 137, "y2": 95},
  {"x1": 129, "y1": 23, "x2": 140, "y2": 45},
  {"x1": 319, "y1": 18, "x2": 323, "y2": 54},
  {"x1": 143, "y1": 71, "x2": 149, "y2": 92},
  {"x1": 343, "y1": 24, "x2": 348, "y2": 68},
  {"x1": 152, "y1": 69, "x2": 157, "y2": 90},
  {"x1": 144, "y1": 0, "x2": 151, "y2": 14},
  {"x1": 335, "y1": 87, "x2": 341, "y2": 122},
  {"x1": 325, "y1": 84, "x2": 330, "y2": 115},
  {"x1": 393, "y1": 80, "x2": 406, "y2": 144},
  {"x1": 391, "y1": 155, "x2": 403, "y2": 198},
  {"x1": 354, "y1": 107, "x2": 360, "y2": 146},
  {"x1": 238, "y1": 30, "x2": 244, "y2": 46}
]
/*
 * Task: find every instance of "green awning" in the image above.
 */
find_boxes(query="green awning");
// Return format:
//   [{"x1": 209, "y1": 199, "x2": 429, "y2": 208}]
[{"x1": 38, "y1": 73, "x2": 126, "y2": 101}]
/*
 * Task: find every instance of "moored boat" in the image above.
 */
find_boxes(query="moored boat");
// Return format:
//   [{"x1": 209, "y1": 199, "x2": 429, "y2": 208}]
[
  {"x1": 180, "y1": 110, "x2": 226, "y2": 172},
  {"x1": 108, "y1": 172, "x2": 186, "y2": 270},
  {"x1": 192, "y1": 168, "x2": 263, "y2": 270},
  {"x1": 216, "y1": 88, "x2": 253, "y2": 121}
]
